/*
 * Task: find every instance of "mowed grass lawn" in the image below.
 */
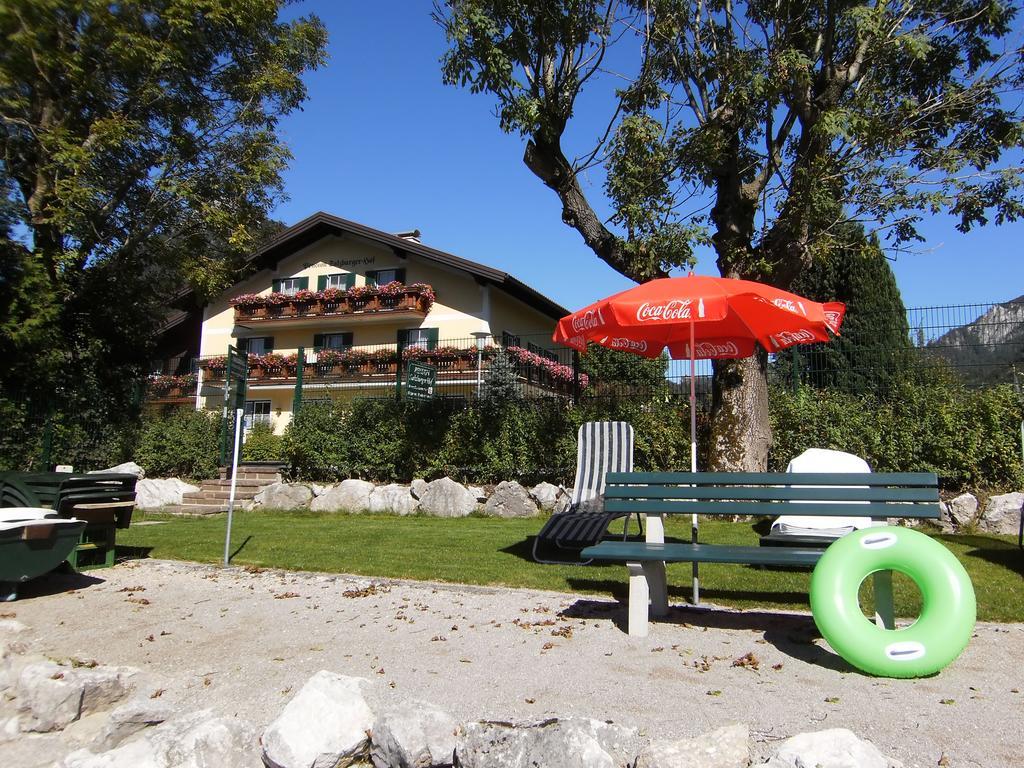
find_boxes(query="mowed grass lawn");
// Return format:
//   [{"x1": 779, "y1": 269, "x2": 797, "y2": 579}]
[{"x1": 118, "y1": 511, "x2": 1024, "y2": 623}]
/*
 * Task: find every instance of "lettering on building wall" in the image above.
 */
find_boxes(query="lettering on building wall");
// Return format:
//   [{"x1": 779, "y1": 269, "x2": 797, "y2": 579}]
[{"x1": 301, "y1": 257, "x2": 377, "y2": 270}]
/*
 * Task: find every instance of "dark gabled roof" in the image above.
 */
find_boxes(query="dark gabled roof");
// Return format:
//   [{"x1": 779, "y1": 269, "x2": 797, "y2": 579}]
[{"x1": 246, "y1": 211, "x2": 568, "y2": 320}]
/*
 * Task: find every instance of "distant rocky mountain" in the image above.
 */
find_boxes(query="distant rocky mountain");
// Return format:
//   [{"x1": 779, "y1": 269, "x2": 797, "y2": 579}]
[{"x1": 927, "y1": 296, "x2": 1024, "y2": 384}]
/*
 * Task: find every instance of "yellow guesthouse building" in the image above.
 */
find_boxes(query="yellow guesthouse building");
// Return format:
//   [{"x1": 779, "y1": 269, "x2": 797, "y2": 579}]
[{"x1": 152, "y1": 212, "x2": 573, "y2": 433}]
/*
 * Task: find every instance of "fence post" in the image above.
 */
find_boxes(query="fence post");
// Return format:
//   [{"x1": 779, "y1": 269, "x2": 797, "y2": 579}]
[
  {"x1": 572, "y1": 350, "x2": 580, "y2": 404},
  {"x1": 395, "y1": 332, "x2": 405, "y2": 401},
  {"x1": 293, "y1": 347, "x2": 304, "y2": 415},
  {"x1": 790, "y1": 348, "x2": 800, "y2": 392}
]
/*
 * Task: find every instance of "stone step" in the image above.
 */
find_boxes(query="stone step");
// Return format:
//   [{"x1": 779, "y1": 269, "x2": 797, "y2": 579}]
[
  {"x1": 184, "y1": 489, "x2": 260, "y2": 501},
  {"x1": 159, "y1": 504, "x2": 226, "y2": 516},
  {"x1": 198, "y1": 478, "x2": 268, "y2": 489}
]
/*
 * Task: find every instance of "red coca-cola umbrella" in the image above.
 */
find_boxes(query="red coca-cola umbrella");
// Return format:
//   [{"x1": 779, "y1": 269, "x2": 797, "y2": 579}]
[
  {"x1": 553, "y1": 273, "x2": 844, "y2": 599},
  {"x1": 554, "y1": 272, "x2": 845, "y2": 474}
]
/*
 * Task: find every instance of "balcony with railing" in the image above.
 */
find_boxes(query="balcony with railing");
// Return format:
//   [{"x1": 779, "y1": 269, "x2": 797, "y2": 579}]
[
  {"x1": 231, "y1": 282, "x2": 436, "y2": 327},
  {"x1": 192, "y1": 339, "x2": 587, "y2": 398}
]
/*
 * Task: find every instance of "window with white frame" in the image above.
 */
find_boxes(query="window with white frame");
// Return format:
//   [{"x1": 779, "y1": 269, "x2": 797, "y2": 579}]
[
  {"x1": 275, "y1": 277, "x2": 303, "y2": 295},
  {"x1": 239, "y1": 337, "x2": 273, "y2": 355},
  {"x1": 403, "y1": 328, "x2": 433, "y2": 350},
  {"x1": 366, "y1": 268, "x2": 405, "y2": 286},
  {"x1": 322, "y1": 273, "x2": 353, "y2": 290},
  {"x1": 318, "y1": 333, "x2": 351, "y2": 350},
  {"x1": 243, "y1": 400, "x2": 272, "y2": 431}
]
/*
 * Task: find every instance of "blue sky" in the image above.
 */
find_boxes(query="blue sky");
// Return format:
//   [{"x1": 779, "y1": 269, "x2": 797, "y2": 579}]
[{"x1": 273, "y1": 2, "x2": 1023, "y2": 315}]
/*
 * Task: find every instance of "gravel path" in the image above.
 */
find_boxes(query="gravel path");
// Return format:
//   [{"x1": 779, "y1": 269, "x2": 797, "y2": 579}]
[{"x1": 7, "y1": 559, "x2": 1024, "y2": 767}]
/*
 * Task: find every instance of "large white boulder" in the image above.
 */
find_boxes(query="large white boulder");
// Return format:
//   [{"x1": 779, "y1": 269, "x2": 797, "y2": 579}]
[
  {"x1": 762, "y1": 728, "x2": 899, "y2": 768},
  {"x1": 89, "y1": 462, "x2": 145, "y2": 478},
  {"x1": 134, "y1": 478, "x2": 199, "y2": 510},
  {"x1": 62, "y1": 709, "x2": 255, "y2": 768},
  {"x1": 635, "y1": 723, "x2": 749, "y2": 768},
  {"x1": 410, "y1": 479, "x2": 429, "y2": 499},
  {"x1": 262, "y1": 671, "x2": 376, "y2": 768},
  {"x1": 368, "y1": 484, "x2": 420, "y2": 516},
  {"x1": 943, "y1": 493, "x2": 979, "y2": 529},
  {"x1": 370, "y1": 700, "x2": 458, "y2": 768},
  {"x1": 17, "y1": 661, "x2": 135, "y2": 733},
  {"x1": 484, "y1": 481, "x2": 539, "y2": 518},
  {"x1": 253, "y1": 482, "x2": 313, "y2": 511},
  {"x1": 418, "y1": 478, "x2": 478, "y2": 518},
  {"x1": 530, "y1": 482, "x2": 562, "y2": 511},
  {"x1": 311, "y1": 479, "x2": 376, "y2": 513},
  {"x1": 979, "y1": 492, "x2": 1023, "y2": 535},
  {"x1": 455, "y1": 717, "x2": 640, "y2": 768}
]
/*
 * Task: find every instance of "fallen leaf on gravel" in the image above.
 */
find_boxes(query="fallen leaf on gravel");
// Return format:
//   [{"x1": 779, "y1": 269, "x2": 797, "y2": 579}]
[
  {"x1": 541, "y1": 642, "x2": 555, "y2": 650},
  {"x1": 126, "y1": 597, "x2": 150, "y2": 605},
  {"x1": 160, "y1": 630, "x2": 171, "y2": 636},
  {"x1": 732, "y1": 652, "x2": 760, "y2": 670},
  {"x1": 70, "y1": 658, "x2": 98, "y2": 668},
  {"x1": 940, "y1": 699, "x2": 955, "y2": 705},
  {"x1": 273, "y1": 592, "x2": 300, "y2": 599},
  {"x1": 0, "y1": 611, "x2": 16, "y2": 618},
  {"x1": 651, "y1": 647, "x2": 664, "y2": 653},
  {"x1": 459, "y1": 659, "x2": 472, "y2": 663},
  {"x1": 431, "y1": 636, "x2": 447, "y2": 642},
  {"x1": 343, "y1": 584, "x2": 390, "y2": 598},
  {"x1": 203, "y1": 677, "x2": 211, "y2": 686},
  {"x1": 145, "y1": 635, "x2": 154, "y2": 642},
  {"x1": 118, "y1": 586, "x2": 146, "y2": 593},
  {"x1": 772, "y1": 663, "x2": 784, "y2": 671},
  {"x1": 706, "y1": 690, "x2": 722, "y2": 696},
  {"x1": 150, "y1": 689, "x2": 164, "y2": 699},
  {"x1": 937, "y1": 753, "x2": 950, "y2": 766},
  {"x1": 525, "y1": 698, "x2": 535, "y2": 704},
  {"x1": 825, "y1": 697, "x2": 840, "y2": 704},
  {"x1": 551, "y1": 626, "x2": 573, "y2": 639}
]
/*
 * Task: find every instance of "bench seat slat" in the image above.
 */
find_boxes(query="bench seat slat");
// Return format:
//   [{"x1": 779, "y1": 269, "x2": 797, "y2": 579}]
[
  {"x1": 581, "y1": 541, "x2": 823, "y2": 567},
  {"x1": 603, "y1": 485, "x2": 938, "y2": 502},
  {"x1": 603, "y1": 499, "x2": 940, "y2": 518}
]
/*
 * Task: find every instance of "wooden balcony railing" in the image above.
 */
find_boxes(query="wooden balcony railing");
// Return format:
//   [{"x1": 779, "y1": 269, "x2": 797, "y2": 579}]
[{"x1": 231, "y1": 284, "x2": 435, "y2": 323}]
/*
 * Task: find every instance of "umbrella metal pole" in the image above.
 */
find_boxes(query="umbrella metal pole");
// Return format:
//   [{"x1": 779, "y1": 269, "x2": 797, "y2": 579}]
[{"x1": 690, "y1": 317, "x2": 700, "y2": 605}]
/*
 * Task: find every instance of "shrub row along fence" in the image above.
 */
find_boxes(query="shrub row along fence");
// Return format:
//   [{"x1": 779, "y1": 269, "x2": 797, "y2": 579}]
[{"x1": 3, "y1": 301, "x2": 1022, "y2": 486}]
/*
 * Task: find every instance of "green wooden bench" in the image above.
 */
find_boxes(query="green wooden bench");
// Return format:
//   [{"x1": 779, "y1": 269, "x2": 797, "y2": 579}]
[{"x1": 580, "y1": 471, "x2": 941, "y2": 637}]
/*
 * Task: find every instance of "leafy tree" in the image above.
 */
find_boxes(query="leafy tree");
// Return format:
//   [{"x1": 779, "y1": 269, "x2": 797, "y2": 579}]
[
  {"x1": 788, "y1": 224, "x2": 913, "y2": 397},
  {"x1": 436, "y1": 0, "x2": 1024, "y2": 470},
  {"x1": 579, "y1": 346, "x2": 669, "y2": 393},
  {"x1": 0, "y1": 1, "x2": 327, "y2": 407}
]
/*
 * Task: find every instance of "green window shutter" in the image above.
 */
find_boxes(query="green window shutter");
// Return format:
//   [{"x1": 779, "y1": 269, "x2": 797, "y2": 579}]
[
  {"x1": 396, "y1": 329, "x2": 409, "y2": 347},
  {"x1": 344, "y1": 273, "x2": 355, "y2": 289},
  {"x1": 312, "y1": 334, "x2": 324, "y2": 352},
  {"x1": 427, "y1": 328, "x2": 438, "y2": 350},
  {"x1": 395, "y1": 268, "x2": 406, "y2": 284},
  {"x1": 299, "y1": 277, "x2": 309, "y2": 290},
  {"x1": 341, "y1": 332, "x2": 353, "y2": 348},
  {"x1": 365, "y1": 270, "x2": 378, "y2": 287},
  {"x1": 264, "y1": 337, "x2": 274, "y2": 352},
  {"x1": 272, "y1": 279, "x2": 282, "y2": 293},
  {"x1": 317, "y1": 275, "x2": 327, "y2": 290},
  {"x1": 237, "y1": 338, "x2": 248, "y2": 353}
]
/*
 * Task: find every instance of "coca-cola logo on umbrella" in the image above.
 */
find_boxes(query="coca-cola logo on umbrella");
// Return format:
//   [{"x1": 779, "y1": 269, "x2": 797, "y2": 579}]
[
  {"x1": 571, "y1": 308, "x2": 606, "y2": 332},
  {"x1": 636, "y1": 299, "x2": 693, "y2": 322},
  {"x1": 824, "y1": 310, "x2": 842, "y2": 331},
  {"x1": 771, "y1": 297, "x2": 807, "y2": 316},
  {"x1": 610, "y1": 337, "x2": 648, "y2": 353},
  {"x1": 694, "y1": 341, "x2": 740, "y2": 358},
  {"x1": 771, "y1": 329, "x2": 816, "y2": 347}
]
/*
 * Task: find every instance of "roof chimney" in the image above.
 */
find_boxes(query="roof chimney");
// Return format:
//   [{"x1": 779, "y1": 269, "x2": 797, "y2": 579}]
[{"x1": 394, "y1": 229, "x2": 421, "y2": 243}]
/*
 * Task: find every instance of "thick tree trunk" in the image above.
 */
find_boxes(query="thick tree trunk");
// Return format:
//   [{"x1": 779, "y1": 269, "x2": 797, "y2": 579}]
[{"x1": 708, "y1": 352, "x2": 771, "y2": 472}]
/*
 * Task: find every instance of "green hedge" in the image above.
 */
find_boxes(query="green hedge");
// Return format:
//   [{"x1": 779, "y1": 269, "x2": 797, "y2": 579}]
[
  {"x1": 135, "y1": 409, "x2": 221, "y2": 480},
  {"x1": 769, "y1": 372, "x2": 1023, "y2": 491}
]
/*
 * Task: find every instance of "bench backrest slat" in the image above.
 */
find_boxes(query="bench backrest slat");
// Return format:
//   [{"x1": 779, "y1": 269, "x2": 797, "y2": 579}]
[
  {"x1": 602, "y1": 470, "x2": 940, "y2": 519},
  {"x1": 604, "y1": 485, "x2": 937, "y2": 503},
  {"x1": 606, "y1": 471, "x2": 937, "y2": 487}
]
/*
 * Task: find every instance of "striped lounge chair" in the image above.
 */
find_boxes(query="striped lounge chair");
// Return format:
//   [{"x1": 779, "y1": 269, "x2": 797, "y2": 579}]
[{"x1": 532, "y1": 421, "x2": 640, "y2": 564}]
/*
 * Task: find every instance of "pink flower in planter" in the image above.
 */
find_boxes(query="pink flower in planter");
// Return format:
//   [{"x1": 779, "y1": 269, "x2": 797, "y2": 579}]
[
  {"x1": 293, "y1": 289, "x2": 317, "y2": 302},
  {"x1": 231, "y1": 293, "x2": 266, "y2": 308},
  {"x1": 265, "y1": 292, "x2": 290, "y2": 306}
]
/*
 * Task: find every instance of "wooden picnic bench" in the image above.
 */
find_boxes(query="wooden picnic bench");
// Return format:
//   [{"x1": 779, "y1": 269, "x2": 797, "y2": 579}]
[{"x1": 580, "y1": 471, "x2": 941, "y2": 637}]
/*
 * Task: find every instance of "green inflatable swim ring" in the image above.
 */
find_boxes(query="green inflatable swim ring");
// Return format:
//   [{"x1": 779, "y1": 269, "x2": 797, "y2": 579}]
[{"x1": 810, "y1": 526, "x2": 975, "y2": 678}]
